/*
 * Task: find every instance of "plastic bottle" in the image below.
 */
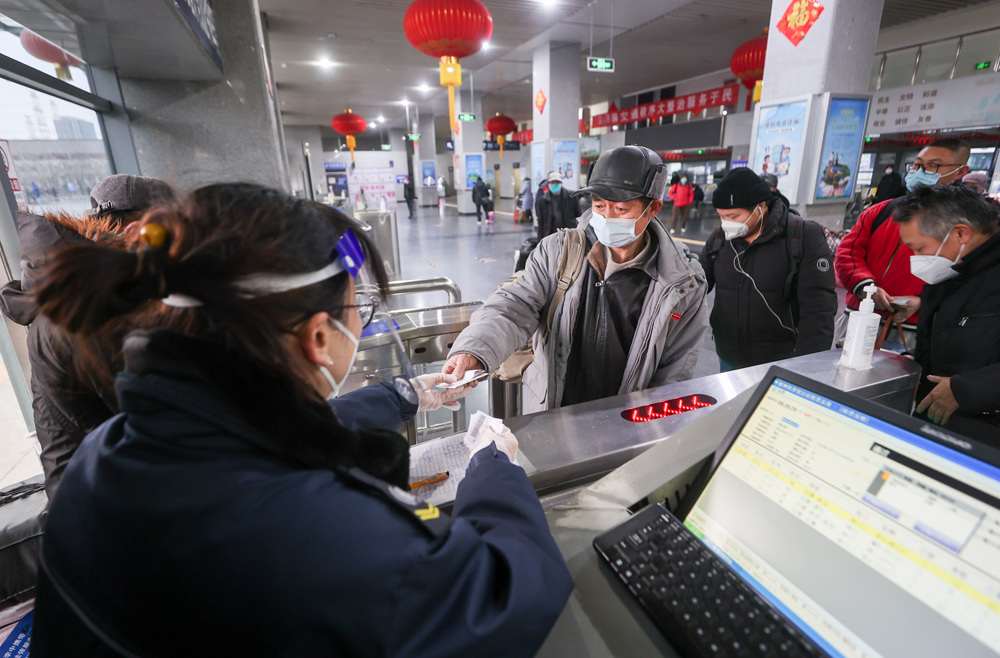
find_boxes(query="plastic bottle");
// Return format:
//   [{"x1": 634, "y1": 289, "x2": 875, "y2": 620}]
[{"x1": 840, "y1": 283, "x2": 880, "y2": 370}]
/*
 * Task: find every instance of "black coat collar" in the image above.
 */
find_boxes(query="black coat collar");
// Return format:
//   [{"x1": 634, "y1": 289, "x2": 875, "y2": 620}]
[{"x1": 120, "y1": 330, "x2": 410, "y2": 488}]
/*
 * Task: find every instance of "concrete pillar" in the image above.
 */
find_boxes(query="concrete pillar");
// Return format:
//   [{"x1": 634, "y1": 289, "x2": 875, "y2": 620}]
[
  {"x1": 452, "y1": 91, "x2": 484, "y2": 214},
  {"x1": 532, "y1": 42, "x2": 581, "y2": 188},
  {"x1": 758, "y1": 0, "x2": 884, "y2": 229},
  {"x1": 118, "y1": 0, "x2": 289, "y2": 191}
]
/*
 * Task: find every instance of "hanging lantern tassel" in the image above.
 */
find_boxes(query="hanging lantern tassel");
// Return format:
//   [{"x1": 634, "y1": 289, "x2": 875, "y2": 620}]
[
  {"x1": 497, "y1": 135, "x2": 505, "y2": 158},
  {"x1": 440, "y1": 56, "x2": 462, "y2": 135},
  {"x1": 346, "y1": 135, "x2": 357, "y2": 162}
]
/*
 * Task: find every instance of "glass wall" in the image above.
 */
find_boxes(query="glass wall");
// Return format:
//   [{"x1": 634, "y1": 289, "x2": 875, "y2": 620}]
[
  {"x1": 955, "y1": 29, "x2": 1000, "y2": 79},
  {"x1": 880, "y1": 47, "x2": 919, "y2": 89},
  {"x1": 914, "y1": 38, "x2": 960, "y2": 85}
]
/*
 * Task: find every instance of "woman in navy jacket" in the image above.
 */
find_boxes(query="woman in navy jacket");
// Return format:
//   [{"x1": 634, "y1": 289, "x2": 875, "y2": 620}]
[{"x1": 31, "y1": 183, "x2": 573, "y2": 656}]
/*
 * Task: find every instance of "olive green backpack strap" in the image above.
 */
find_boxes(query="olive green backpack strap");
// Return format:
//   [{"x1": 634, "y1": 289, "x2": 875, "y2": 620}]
[{"x1": 545, "y1": 228, "x2": 587, "y2": 333}]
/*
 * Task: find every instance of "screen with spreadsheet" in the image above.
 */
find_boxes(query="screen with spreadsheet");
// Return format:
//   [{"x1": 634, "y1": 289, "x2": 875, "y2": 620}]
[{"x1": 684, "y1": 378, "x2": 1000, "y2": 658}]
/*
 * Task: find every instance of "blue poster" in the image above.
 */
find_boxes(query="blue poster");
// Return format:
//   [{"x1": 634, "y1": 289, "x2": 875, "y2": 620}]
[
  {"x1": 753, "y1": 100, "x2": 808, "y2": 201},
  {"x1": 420, "y1": 161, "x2": 436, "y2": 186},
  {"x1": 465, "y1": 154, "x2": 483, "y2": 188},
  {"x1": 815, "y1": 98, "x2": 870, "y2": 201},
  {"x1": 531, "y1": 142, "x2": 546, "y2": 188},
  {"x1": 552, "y1": 140, "x2": 580, "y2": 190}
]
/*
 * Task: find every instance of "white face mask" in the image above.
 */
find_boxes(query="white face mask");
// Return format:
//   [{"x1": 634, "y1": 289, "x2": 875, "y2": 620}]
[
  {"x1": 590, "y1": 201, "x2": 652, "y2": 248},
  {"x1": 317, "y1": 318, "x2": 360, "y2": 400},
  {"x1": 721, "y1": 206, "x2": 761, "y2": 241},
  {"x1": 910, "y1": 228, "x2": 965, "y2": 285}
]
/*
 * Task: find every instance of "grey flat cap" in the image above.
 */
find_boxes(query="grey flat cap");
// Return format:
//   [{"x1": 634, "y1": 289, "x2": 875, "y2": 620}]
[{"x1": 87, "y1": 175, "x2": 174, "y2": 217}]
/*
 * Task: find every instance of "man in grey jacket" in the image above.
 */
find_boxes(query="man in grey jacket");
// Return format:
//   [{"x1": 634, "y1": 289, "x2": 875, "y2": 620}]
[{"x1": 443, "y1": 146, "x2": 709, "y2": 413}]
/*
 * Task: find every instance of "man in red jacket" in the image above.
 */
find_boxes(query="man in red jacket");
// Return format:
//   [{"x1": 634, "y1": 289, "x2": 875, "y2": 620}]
[{"x1": 834, "y1": 138, "x2": 970, "y2": 350}]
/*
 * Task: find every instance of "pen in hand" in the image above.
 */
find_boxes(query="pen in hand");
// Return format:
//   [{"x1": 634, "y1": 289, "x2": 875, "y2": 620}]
[{"x1": 410, "y1": 471, "x2": 449, "y2": 490}]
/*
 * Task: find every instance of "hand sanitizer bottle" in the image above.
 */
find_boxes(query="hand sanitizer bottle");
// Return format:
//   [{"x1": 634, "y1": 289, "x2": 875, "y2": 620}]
[{"x1": 840, "y1": 283, "x2": 880, "y2": 370}]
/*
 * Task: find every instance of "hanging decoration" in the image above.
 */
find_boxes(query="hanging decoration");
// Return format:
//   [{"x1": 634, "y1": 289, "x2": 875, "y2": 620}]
[
  {"x1": 403, "y1": 0, "x2": 493, "y2": 135},
  {"x1": 778, "y1": 0, "x2": 825, "y2": 47},
  {"x1": 331, "y1": 109, "x2": 367, "y2": 163},
  {"x1": 19, "y1": 29, "x2": 84, "y2": 81},
  {"x1": 730, "y1": 28, "x2": 768, "y2": 112},
  {"x1": 485, "y1": 112, "x2": 516, "y2": 158}
]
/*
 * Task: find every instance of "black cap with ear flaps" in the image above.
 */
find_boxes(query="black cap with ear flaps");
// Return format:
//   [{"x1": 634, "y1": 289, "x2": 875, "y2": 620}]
[{"x1": 574, "y1": 145, "x2": 669, "y2": 202}]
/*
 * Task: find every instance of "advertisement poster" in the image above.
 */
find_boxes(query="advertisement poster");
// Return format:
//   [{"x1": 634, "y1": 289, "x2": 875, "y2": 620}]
[
  {"x1": 347, "y1": 167, "x2": 396, "y2": 210},
  {"x1": 531, "y1": 142, "x2": 546, "y2": 187},
  {"x1": 465, "y1": 154, "x2": 483, "y2": 188},
  {"x1": 0, "y1": 139, "x2": 27, "y2": 208},
  {"x1": 752, "y1": 100, "x2": 808, "y2": 201},
  {"x1": 552, "y1": 140, "x2": 580, "y2": 190},
  {"x1": 815, "y1": 98, "x2": 870, "y2": 201},
  {"x1": 420, "y1": 161, "x2": 436, "y2": 186}
]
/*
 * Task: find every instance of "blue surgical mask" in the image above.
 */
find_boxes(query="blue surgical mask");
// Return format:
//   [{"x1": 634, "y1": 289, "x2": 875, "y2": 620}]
[
  {"x1": 590, "y1": 202, "x2": 652, "y2": 248},
  {"x1": 905, "y1": 165, "x2": 962, "y2": 192},
  {"x1": 681, "y1": 178, "x2": 688, "y2": 184},
  {"x1": 549, "y1": 183, "x2": 562, "y2": 194}
]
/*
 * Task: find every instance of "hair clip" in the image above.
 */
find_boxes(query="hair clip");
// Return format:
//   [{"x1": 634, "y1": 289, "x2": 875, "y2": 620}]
[{"x1": 139, "y1": 223, "x2": 169, "y2": 249}]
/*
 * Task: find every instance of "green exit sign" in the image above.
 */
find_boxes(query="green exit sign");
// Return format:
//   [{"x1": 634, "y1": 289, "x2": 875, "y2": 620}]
[
  {"x1": 380, "y1": 144, "x2": 392, "y2": 151},
  {"x1": 407, "y1": 134, "x2": 420, "y2": 141},
  {"x1": 458, "y1": 113, "x2": 476, "y2": 121},
  {"x1": 975, "y1": 61, "x2": 992, "y2": 70},
  {"x1": 587, "y1": 56, "x2": 615, "y2": 72}
]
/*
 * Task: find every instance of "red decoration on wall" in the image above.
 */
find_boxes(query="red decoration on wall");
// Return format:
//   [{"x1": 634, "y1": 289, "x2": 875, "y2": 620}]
[
  {"x1": 19, "y1": 29, "x2": 83, "y2": 81},
  {"x1": 730, "y1": 29, "x2": 768, "y2": 112},
  {"x1": 777, "y1": 0, "x2": 824, "y2": 47},
  {"x1": 535, "y1": 89, "x2": 547, "y2": 115},
  {"x1": 485, "y1": 112, "x2": 517, "y2": 157},
  {"x1": 403, "y1": 0, "x2": 493, "y2": 134},
  {"x1": 331, "y1": 109, "x2": 367, "y2": 162}
]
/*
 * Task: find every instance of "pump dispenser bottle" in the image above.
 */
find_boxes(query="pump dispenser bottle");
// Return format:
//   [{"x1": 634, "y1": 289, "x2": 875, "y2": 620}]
[{"x1": 840, "y1": 283, "x2": 881, "y2": 370}]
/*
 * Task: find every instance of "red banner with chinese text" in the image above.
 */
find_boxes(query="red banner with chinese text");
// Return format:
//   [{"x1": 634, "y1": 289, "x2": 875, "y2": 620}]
[{"x1": 591, "y1": 83, "x2": 741, "y2": 129}]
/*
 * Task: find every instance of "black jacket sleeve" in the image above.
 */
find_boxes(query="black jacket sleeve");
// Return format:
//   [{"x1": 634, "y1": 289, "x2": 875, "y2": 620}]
[
  {"x1": 329, "y1": 381, "x2": 417, "y2": 431},
  {"x1": 951, "y1": 364, "x2": 1000, "y2": 414},
  {"x1": 794, "y1": 221, "x2": 838, "y2": 355},
  {"x1": 699, "y1": 230, "x2": 720, "y2": 293}
]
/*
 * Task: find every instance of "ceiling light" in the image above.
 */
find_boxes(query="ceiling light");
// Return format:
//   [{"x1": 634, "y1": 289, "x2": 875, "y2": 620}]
[
  {"x1": 280, "y1": 63, "x2": 288, "y2": 68},
  {"x1": 317, "y1": 58, "x2": 334, "y2": 68},
  {"x1": 369, "y1": 122, "x2": 376, "y2": 128},
  {"x1": 377, "y1": 116, "x2": 385, "y2": 123},
  {"x1": 326, "y1": 32, "x2": 337, "y2": 39},
  {"x1": 482, "y1": 41, "x2": 490, "y2": 50},
  {"x1": 419, "y1": 83, "x2": 430, "y2": 92},
  {"x1": 722, "y1": 110, "x2": 728, "y2": 115}
]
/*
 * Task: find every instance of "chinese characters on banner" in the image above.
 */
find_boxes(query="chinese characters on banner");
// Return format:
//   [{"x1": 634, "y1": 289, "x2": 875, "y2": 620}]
[
  {"x1": 777, "y1": 0, "x2": 824, "y2": 47},
  {"x1": 591, "y1": 84, "x2": 741, "y2": 128}
]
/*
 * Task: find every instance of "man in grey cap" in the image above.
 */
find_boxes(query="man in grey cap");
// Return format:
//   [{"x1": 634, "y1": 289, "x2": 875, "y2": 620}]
[
  {"x1": 444, "y1": 145, "x2": 709, "y2": 412},
  {"x1": 86, "y1": 174, "x2": 175, "y2": 229}
]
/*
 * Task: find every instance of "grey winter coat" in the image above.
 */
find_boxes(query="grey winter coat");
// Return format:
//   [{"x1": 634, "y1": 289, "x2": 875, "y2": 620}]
[
  {"x1": 520, "y1": 180, "x2": 533, "y2": 212},
  {"x1": 449, "y1": 211, "x2": 709, "y2": 413}
]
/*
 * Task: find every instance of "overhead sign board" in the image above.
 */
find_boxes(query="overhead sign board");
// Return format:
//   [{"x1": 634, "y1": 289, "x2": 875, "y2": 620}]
[
  {"x1": 587, "y1": 57, "x2": 615, "y2": 72},
  {"x1": 458, "y1": 113, "x2": 476, "y2": 121}
]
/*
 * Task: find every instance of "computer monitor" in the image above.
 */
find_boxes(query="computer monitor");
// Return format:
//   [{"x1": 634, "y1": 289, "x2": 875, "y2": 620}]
[{"x1": 676, "y1": 369, "x2": 1000, "y2": 657}]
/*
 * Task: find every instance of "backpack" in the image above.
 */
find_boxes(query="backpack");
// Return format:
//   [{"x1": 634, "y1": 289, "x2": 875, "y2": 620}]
[
  {"x1": 704, "y1": 212, "x2": 804, "y2": 299},
  {"x1": 493, "y1": 228, "x2": 588, "y2": 382}
]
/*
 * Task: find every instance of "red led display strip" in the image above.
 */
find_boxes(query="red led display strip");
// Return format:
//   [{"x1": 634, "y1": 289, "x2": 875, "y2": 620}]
[{"x1": 621, "y1": 394, "x2": 718, "y2": 423}]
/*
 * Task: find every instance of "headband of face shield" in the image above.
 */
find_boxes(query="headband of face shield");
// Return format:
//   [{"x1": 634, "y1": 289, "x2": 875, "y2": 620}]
[{"x1": 162, "y1": 229, "x2": 421, "y2": 405}]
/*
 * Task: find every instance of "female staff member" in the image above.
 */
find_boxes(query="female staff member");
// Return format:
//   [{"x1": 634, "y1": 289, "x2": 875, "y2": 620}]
[
  {"x1": 31, "y1": 184, "x2": 573, "y2": 656},
  {"x1": 699, "y1": 169, "x2": 837, "y2": 371}
]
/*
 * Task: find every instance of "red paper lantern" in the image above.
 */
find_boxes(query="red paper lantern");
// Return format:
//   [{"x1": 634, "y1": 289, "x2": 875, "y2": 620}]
[
  {"x1": 485, "y1": 112, "x2": 516, "y2": 158},
  {"x1": 20, "y1": 29, "x2": 84, "y2": 81},
  {"x1": 730, "y1": 28, "x2": 768, "y2": 111},
  {"x1": 403, "y1": 0, "x2": 493, "y2": 134},
  {"x1": 331, "y1": 109, "x2": 367, "y2": 162}
]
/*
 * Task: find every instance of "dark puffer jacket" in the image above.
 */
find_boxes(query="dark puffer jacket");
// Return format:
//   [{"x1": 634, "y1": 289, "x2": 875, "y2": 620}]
[
  {"x1": 699, "y1": 198, "x2": 837, "y2": 367},
  {"x1": 32, "y1": 330, "x2": 573, "y2": 656},
  {"x1": 0, "y1": 212, "x2": 119, "y2": 498}
]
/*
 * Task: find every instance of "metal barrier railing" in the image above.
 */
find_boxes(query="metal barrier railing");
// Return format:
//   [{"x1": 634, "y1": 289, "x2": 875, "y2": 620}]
[{"x1": 386, "y1": 277, "x2": 462, "y2": 305}]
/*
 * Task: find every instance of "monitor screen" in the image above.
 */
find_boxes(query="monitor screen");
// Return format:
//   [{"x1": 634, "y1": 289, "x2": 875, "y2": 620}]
[{"x1": 683, "y1": 378, "x2": 1000, "y2": 658}]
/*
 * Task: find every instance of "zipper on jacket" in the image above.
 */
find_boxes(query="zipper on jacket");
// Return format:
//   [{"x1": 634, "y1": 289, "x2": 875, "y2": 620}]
[{"x1": 960, "y1": 317, "x2": 968, "y2": 326}]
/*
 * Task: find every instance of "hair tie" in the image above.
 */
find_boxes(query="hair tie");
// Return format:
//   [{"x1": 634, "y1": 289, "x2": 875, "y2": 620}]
[{"x1": 134, "y1": 223, "x2": 170, "y2": 298}]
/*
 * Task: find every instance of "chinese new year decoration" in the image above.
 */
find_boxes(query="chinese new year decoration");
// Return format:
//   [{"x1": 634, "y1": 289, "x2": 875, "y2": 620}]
[
  {"x1": 331, "y1": 109, "x2": 367, "y2": 163},
  {"x1": 20, "y1": 29, "x2": 84, "y2": 81},
  {"x1": 535, "y1": 88, "x2": 547, "y2": 115},
  {"x1": 485, "y1": 112, "x2": 516, "y2": 158},
  {"x1": 730, "y1": 28, "x2": 768, "y2": 112},
  {"x1": 778, "y1": 0, "x2": 824, "y2": 47},
  {"x1": 403, "y1": 0, "x2": 493, "y2": 135}
]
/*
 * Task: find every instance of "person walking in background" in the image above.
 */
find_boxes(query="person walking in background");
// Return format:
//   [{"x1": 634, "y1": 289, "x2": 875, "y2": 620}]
[
  {"x1": 668, "y1": 172, "x2": 694, "y2": 234},
  {"x1": 535, "y1": 171, "x2": 580, "y2": 241},
  {"x1": 519, "y1": 176, "x2": 534, "y2": 225},
  {"x1": 402, "y1": 175, "x2": 416, "y2": 219},
  {"x1": 472, "y1": 176, "x2": 489, "y2": 224},
  {"x1": 692, "y1": 182, "x2": 705, "y2": 219},
  {"x1": 873, "y1": 164, "x2": 906, "y2": 203}
]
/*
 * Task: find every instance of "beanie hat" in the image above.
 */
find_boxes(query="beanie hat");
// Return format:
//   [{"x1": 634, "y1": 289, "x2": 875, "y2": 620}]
[{"x1": 713, "y1": 168, "x2": 771, "y2": 209}]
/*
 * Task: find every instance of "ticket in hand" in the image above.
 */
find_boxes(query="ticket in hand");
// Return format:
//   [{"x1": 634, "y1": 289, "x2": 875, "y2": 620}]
[
  {"x1": 464, "y1": 410, "x2": 506, "y2": 448},
  {"x1": 435, "y1": 369, "x2": 489, "y2": 389}
]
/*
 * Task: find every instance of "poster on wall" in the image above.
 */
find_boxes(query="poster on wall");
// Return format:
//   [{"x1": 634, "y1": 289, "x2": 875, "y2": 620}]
[
  {"x1": 347, "y1": 167, "x2": 396, "y2": 211},
  {"x1": 465, "y1": 154, "x2": 484, "y2": 188},
  {"x1": 552, "y1": 140, "x2": 580, "y2": 190},
  {"x1": 813, "y1": 97, "x2": 870, "y2": 202},
  {"x1": 420, "y1": 161, "x2": 436, "y2": 186},
  {"x1": 0, "y1": 139, "x2": 27, "y2": 209},
  {"x1": 751, "y1": 99, "x2": 809, "y2": 203},
  {"x1": 531, "y1": 142, "x2": 545, "y2": 188}
]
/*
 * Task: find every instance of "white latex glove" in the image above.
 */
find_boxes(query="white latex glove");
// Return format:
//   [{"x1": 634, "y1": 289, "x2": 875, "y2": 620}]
[
  {"x1": 466, "y1": 424, "x2": 519, "y2": 463},
  {"x1": 412, "y1": 373, "x2": 473, "y2": 412}
]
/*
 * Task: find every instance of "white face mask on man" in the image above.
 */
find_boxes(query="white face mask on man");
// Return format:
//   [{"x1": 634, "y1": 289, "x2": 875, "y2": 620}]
[
  {"x1": 910, "y1": 227, "x2": 965, "y2": 285},
  {"x1": 721, "y1": 205, "x2": 762, "y2": 241},
  {"x1": 590, "y1": 201, "x2": 653, "y2": 248},
  {"x1": 317, "y1": 318, "x2": 360, "y2": 400}
]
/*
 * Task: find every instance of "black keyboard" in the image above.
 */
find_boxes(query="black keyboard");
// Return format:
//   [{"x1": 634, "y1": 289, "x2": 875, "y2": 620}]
[{"x1": 594, "y1": 503, "x2": 826, "y2": 658}]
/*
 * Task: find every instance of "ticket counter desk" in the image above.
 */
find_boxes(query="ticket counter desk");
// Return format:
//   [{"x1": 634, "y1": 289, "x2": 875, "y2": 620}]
[{"x1": 409, "y1": 349, "x2": 921, "y2": 655}]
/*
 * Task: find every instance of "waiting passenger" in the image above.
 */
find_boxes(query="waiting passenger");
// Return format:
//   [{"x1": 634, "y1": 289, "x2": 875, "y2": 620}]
[
  {"x1": 0, "y1": 174, "x2": 174, "y2": 498},
  {"x1": 535, "y1": 170, "x2": 580, "y2": 240},
  {"x1": 700, "y1": 169, "x2": 837, "y2": 371},
  {"x1": 31, "y1": 184, "x2": 573, "y2": 655},
  {"x1": 444, "y1": 145, "x2": 709, "y2": 412},
  {"x1": 893, "y1": 184, "x2": 1000, "y2": 441},
  {"x1": 667, "y1": 171, "x2": 694, "y2": 234},
  {"x1": 835, "y1": 139, "x2": 971, "y2": 351}
]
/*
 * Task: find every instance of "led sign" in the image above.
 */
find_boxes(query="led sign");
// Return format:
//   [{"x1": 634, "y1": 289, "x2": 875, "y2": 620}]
[
  {"x1": 458, "y1": 113, "x2": 477, "y2": 121},
  {"x1": 587, "y1": 57, "x2": 615, "y2": 72},
  {"x1": 621, "y1": 395, "x2": 717, "y2": 422}
]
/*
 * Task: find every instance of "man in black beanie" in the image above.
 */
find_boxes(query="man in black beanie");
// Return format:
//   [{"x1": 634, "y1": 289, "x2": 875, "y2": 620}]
[{"x1": 700, "y1": 168, "x2": 837, "y2": 370}]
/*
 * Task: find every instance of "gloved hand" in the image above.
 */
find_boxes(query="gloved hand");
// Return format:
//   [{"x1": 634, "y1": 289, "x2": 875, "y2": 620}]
[
  {"x1": 466, "y1": 424, "x2": 518, "y2": 463},
  {"x1": 412, "y1": 372, "x2": 474, "y2": 412}
]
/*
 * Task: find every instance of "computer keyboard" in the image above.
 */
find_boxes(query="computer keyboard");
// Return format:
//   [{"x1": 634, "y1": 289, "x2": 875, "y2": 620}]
[{"x1": 594, "y1": 503, "x2": 827, "y2": 658}]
